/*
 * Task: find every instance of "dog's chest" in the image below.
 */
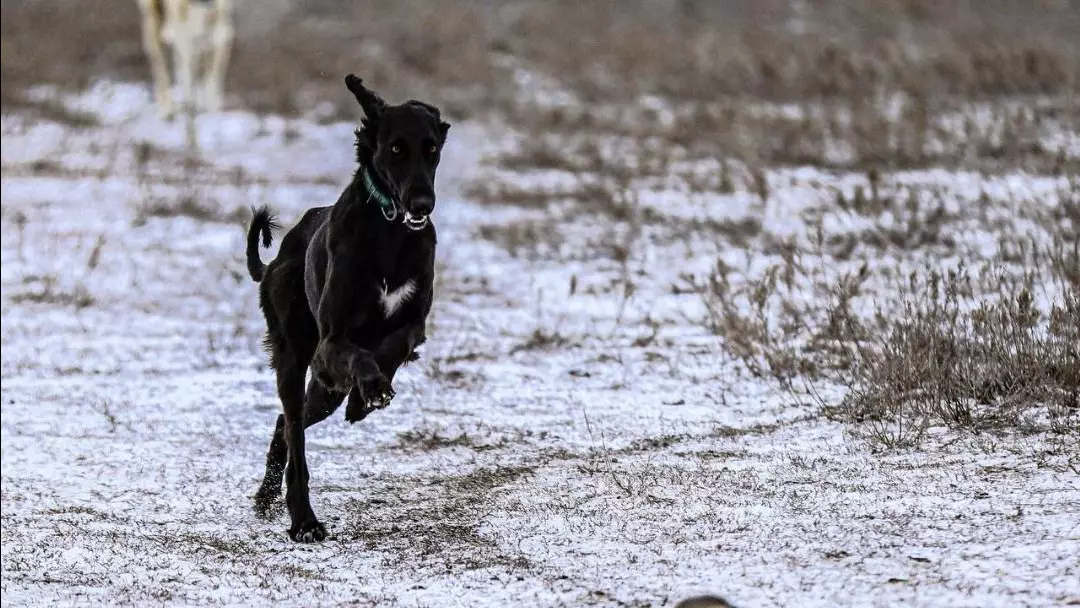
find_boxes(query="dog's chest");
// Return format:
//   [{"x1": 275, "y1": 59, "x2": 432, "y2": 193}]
[{"x1": 379, "y1": 278, "x2": 416, "y2": 317}]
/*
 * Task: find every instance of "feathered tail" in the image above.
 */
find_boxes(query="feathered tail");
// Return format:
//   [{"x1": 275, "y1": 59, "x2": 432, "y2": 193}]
[{"x1": 246, "y1": 205, "x2": 279, "y2": 282}]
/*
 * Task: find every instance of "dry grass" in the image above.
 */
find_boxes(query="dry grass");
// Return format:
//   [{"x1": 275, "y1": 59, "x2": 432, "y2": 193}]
[
  {"x1": 221, "y1": 0, "x2": 502, "y2": 118},
  {"x1": 133, "y1": 194, "x2": 249, "y2": 226},
  {"x1": 474, "y1": 0, "x2": 1079, "y2": 178},
  {"x1": 493, "y1": 94, "x2": 1078, "y2": 176},
  {"x1": 471, "y1": 95, "x2": 1077, "y2": 448},
  {"x1": 836, "y1": 275, "x2": 1079, "y2": 447},
  {"x1": 394, "y1": 428, "x2": 509, "y2": 453},
  {"x1": 703, "y1": 242, "x2": 1080, "y2": 447},
  {"x1": 10, "y1": 274, "x2": 95, "y2": 309},
  {"x1": 502, "y1": 0, "x2": 1079, "y2": 102}
]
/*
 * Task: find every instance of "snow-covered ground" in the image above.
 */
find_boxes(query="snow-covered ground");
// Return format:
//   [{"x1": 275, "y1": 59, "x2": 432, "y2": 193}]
[{"x1": 2, "y1": 83, "x2": 1078, "y2": 607}]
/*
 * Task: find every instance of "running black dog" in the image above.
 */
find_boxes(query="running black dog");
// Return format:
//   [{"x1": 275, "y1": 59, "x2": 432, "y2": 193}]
[{"x1": 245, "y1": 74, "x2": 449, "y2": 542}]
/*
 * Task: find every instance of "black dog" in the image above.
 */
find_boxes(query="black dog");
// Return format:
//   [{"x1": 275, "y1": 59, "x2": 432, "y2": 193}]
[{"x1": 245, "y1": 74, "x2": 449, "y2": 542}]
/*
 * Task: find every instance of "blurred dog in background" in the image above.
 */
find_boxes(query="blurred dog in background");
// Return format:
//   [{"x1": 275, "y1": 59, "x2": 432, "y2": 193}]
[
  {"x1": 136, "y1": 0, "x2": 233, "y2": 118},
  {"x1": 674, "y1": 596, "x2": 738, "y2": 608}
]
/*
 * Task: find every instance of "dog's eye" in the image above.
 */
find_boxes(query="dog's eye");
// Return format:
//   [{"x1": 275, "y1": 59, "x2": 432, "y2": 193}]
[
  {"x1": 429, "y1": 145, "x2": 438, "y2": 154},
  {"x1": 390, "y1": 145, "x2": 401, "y2": 154}
]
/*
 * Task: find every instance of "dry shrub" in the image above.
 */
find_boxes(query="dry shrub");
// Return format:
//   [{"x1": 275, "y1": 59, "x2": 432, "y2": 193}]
[
  {"x1": 702, "y1": 259, "x2": 865, "y2": 388},
  {"x1": 705, "y1": 258, "x2": 1080, "y2": 447},
  {"x1": 697, "y1": 169, "x2": 1078, "y2": 448},
  {"x1": 835, "y1": 270, "x2": 1079, "y2": 447}
]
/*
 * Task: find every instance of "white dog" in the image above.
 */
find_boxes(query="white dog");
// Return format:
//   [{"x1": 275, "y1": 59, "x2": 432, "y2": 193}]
[{"x1": 136, "y1": 0, "x2": 234, "y2": 118}]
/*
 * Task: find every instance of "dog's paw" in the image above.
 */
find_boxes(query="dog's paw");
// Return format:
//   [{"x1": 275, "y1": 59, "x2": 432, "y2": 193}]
[
  {"x1": 359, "y1": 373, "x2": 394, "y2": 409},
  {"x1": 344, "y1": 376, "x2": 394, "y2": 423},
  {"x1": 344, "y1": 386, "x2": 393, "y2": 423},
  {"x1": 344, "y1": 391, "x2": 375, "y2": 423},
  {"x1": 288, "y1": 519, "x2": 327, "y2": 543}
]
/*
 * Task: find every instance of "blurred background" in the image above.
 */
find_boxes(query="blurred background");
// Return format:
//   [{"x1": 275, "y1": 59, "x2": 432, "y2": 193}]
[{"x1": 4, "y1": 0, "x2": 1078, "y2": 128}]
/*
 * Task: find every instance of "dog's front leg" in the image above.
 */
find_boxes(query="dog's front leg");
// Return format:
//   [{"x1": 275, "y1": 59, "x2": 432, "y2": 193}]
[
  {"x1": 343, "y1": 322, "x2": 427, "y2": 423},
  {"x1": 311, "y1": 230, "x2": 393, "y2": 416},
  {"x1": 136, "y1": 0, "x2": 174, "y2": 118},
  {"x1": 372, "y1": 284, "x2": 433, "y2": 383},
  {"x1": 311, "y1": 337, "x2": 364, "y2": 393},
  {"x1": 312, "y1": 337, "x2": 394, "y2": 422},
  {"x1": 164, "y1": 0, "x2": 196, "y2": 114},
  {"x1": 375, "y1": 322, "x2": 427, "y2": 377}
]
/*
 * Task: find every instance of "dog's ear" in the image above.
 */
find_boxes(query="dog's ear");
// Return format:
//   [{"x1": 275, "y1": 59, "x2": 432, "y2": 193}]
[{"x1": 345, "y1": 74, "x2": 387, "y2": 120}]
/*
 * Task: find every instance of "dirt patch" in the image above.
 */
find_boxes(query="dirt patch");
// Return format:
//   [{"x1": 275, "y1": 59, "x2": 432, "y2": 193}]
[{"x1": 343, "y1": 466, "x2": 535, "y2": 572}]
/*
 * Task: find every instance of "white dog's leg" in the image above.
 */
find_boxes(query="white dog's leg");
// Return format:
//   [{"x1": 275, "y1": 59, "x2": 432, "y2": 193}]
[
  {"x1": 201, "y1": 0, "x2": 234, "y2": 112},
  {"x1": 136, "y1": 0, "x2": 174, "y2": 118},
  {"x1": 166, "y1": 0, "x2": 196, "y2": 115}
]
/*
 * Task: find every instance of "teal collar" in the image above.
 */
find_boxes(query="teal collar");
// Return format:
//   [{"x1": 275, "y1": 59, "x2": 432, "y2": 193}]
[{"x1": 361, "y1": 166, "x2": 398, "y2": 221}]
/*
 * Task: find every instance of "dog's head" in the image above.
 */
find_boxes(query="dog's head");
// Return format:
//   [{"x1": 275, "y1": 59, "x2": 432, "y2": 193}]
[{"x1": 346, "y1": 74, "x2": 450, "y2": 230}]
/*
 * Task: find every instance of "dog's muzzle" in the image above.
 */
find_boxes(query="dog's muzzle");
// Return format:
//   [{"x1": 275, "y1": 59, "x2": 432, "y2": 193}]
[{"x1": 403, "y1": 211, "x2": 429, "y2": 231}]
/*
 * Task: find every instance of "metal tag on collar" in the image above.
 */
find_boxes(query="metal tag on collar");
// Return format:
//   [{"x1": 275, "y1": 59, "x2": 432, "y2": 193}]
[{"x1": 381, "y1": 201, "x2": 399, "y2": 222}]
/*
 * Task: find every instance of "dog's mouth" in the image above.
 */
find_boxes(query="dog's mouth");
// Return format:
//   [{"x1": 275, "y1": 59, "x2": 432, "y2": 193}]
[{"x1": 403, "y1": 211, "x2": 429, "y2": 231}]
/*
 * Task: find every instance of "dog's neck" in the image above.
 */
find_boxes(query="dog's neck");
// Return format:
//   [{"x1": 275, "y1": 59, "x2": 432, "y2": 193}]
[{"x1": 345, "y1": 175, "x2": 420, "y2": 284}]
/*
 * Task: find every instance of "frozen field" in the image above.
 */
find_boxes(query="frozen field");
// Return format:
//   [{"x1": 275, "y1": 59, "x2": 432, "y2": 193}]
[{"x1": 2, "y1": 83, "x2": 1078, "y2": 607}]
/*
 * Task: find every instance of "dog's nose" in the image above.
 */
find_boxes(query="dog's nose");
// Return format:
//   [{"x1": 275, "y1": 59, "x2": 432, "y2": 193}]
[{"x1": 410, "y1": 195, "x2": 434, "y2": 216}]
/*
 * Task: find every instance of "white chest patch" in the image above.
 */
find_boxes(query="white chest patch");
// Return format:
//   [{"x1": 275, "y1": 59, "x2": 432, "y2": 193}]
[{"x1": 379, "y1": 279, "x2": 417, "y2": 317}]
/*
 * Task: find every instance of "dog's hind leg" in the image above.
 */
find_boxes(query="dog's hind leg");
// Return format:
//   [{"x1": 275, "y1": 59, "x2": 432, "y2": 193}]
[
  {"x1": 253, "y1": 413, "x2": 287, "y2": 517},
  {"x1": 275, "y1": 354, "x2": 329, "y2": 542},
  {"x1": 254, "y1": 378, "x2": 345, "y2": 518}
]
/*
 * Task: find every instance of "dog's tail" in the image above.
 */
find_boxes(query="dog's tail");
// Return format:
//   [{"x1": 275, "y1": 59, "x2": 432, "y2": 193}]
[{"x1": 246, "y1": 205, "x2": 279, "y2": 282}]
